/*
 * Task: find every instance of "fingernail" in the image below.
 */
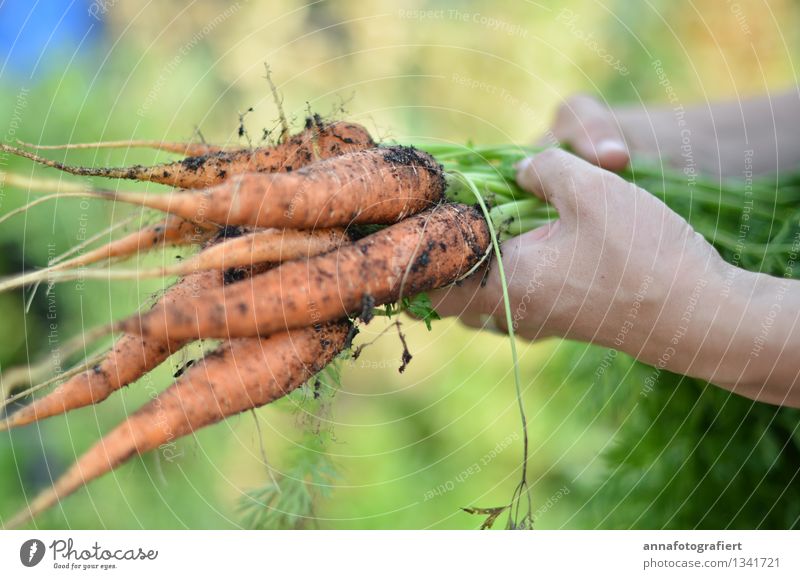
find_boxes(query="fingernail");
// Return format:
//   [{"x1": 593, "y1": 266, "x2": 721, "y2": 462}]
[{"x1": 596, "y1": 139, "x2": 627, "y2": 158}]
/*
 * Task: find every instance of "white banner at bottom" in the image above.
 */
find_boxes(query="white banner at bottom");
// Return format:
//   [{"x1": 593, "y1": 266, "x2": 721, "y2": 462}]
[{"x1": 0, "y1": 530, "x2": 797, "y2": 578}]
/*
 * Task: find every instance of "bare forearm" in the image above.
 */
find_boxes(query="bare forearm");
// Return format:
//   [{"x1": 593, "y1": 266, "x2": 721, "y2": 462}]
[
  {"x1": 626, "y1": 263, "x2": 800, "y2": 407},
  {"x1": 524, "y1": 94, "x2": 800, "y2": 407},
  {"x1": 708, "y1": 268, "x2": 800, "y2": 406},
  {"x1": 616, "y1": 90, "x2": 800, "y2": 179}
]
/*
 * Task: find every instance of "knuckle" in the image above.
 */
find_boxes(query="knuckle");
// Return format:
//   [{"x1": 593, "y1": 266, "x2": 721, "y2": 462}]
[
  {"x1": 525, "y1": 150, "x2": 570, "y2": 195},
  {"x1": 579, "y1": 116, "x2": 615, "y2": 136},
  {"x1": 532, "y1": 147, "x2": 573, "y2": 171}
]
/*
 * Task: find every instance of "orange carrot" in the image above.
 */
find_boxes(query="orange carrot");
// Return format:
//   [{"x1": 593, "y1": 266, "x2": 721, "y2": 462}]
[
  {"x1": 54, "y1": 215, "x2": 216, "y2": 270},
  {"x1": 70, "y1": 146, "x2": 446, "y2": 229},
  {"x1": 21, "y1": 227, "x2": 351, "y2": 287},
  {"x1": 0, "y1": 216, "x2": 217, "y2": 293},
  {"x1": 4, "y1": 319, "x2": 352, "y2": 528},
  {"x1": 0, "y1": 271, "x2": 224, "y2": 432},
  {"x1": 0, "y1": 121, "x2": 374, "y2": 189},
  {"x1": 122, "y1": 203, "x2": 491, "y2": 341},
  {"x1": 0, "y1": 225, "x2": 350, "y2": 429},
  {"x1": 16, "y1": 138, "x2": 224, "y2": 157},
  {"x1": 0, "y1": 126, "x2": 362, "y2": 292}
]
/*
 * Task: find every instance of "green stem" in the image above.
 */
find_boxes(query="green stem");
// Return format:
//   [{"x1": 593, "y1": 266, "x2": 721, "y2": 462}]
[{"x1": 450, "y1": 169, "x2": 533, "y2": 529}]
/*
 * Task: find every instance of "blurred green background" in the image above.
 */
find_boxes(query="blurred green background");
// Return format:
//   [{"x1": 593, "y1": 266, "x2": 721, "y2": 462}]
[{"x1": 0, "y1": 0, "x2": 798, "y2": 529}]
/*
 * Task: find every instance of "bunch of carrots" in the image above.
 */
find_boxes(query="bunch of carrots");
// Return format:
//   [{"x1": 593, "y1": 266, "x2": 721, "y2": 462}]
[
  {"x1": 2, "y1": 103, "x2": 797, "y2": 530},
  {"x1": 0, "y1": 115, "x2": 511, "y2": 529}
]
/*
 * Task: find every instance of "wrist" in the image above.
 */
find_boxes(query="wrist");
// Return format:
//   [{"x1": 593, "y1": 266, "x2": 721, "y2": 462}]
[
  {"x1": 709, "y1": 267, "x2": 798, "y2": 401},
  {"x1": 649, "y1": 260, "x2": 797, "y2": 404},
  {"x1": 613, "y1": 253, "x2": 734, "y2": 384}
]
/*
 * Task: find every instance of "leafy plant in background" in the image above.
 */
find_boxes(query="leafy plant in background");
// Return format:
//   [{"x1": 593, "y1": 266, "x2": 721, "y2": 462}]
[{"x1": 238, "y1": 362, "x2": 344, "y2": 529}]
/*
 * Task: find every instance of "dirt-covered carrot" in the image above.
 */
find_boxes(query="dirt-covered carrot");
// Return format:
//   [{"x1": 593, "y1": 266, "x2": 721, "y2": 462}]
[
  {"x1": 4, "y1": 319, "x2": 352, "y2": 528},
  {"x1": 122, "y1": 202, "x2": 490, "y2": 341},
  {"x1": 0, "y1": 224, "x2": 351, "y2": 430},
  {"x1": 19, "y1": 227, "x2": 351, "y2": 286},
  {"x1": 0, "y1": 216, "x2": 217, "y2": 293},
  {"x1": 0, "y1": 121, "x2": 374, "y2": 189},
  {"x1": 16, "y1": 138, "x2": 223, "y2": 157},
  {"x1": 66, "y1": 146, "x2": 446, "y2": 229},
  {"x1": 55, "y1": 215, "x2": 216, "y2": 270},
  {"x1": 126, "y1": 227, "x2": 350, "y2": 276},
  {"x1": 0, "y1": 271, "x2": 224, "y2": 432},
  {"x1": 1, "y1": 134, "x2": 360, "y2": 291}
]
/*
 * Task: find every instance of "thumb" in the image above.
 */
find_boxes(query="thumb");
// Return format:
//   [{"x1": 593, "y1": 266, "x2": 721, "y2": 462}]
[
  {"x1": 429, "y1": 222, "x2": 560, "y2": 322},
  {"x1": 427, "y1": 263, "x2": 501, "y2": 320},
  {"x1": 515, "y1": 148, "x2": 605, "y2": 227}
]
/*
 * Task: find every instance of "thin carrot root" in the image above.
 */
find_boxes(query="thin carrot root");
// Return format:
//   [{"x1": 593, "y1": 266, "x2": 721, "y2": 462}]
[
  {"x1": 48, "y1": 214, "x2": 138, "y2": 266},
  {"x1": 0, "y1": 216, "x2": 217, "y2": 293},
  {"x1": 123, "y1": 203, "x2": 491, "y2": 341},
  {"x1": 0, "y1": 171, "x2": 92, "y2": 193},
  {"x1": 1, "y1": 364, "x2": 56, "y2": 410},
  {"x1": 0, "y1": 351, "x2": 107, "y2": 417},
  {"x1": 63, "y1": 146, "x2": 445, "y2": 229},
  {"x1": 55, "y1": 215, "x2": 214, "y2": 268},
  {"x1": 4, "y1": 319, "x2": 352, "y2": 528},
  {"x1": 264, "y1": 63, "x2": 290, "y2": 142},
  {"x1": 0, "y1": 121, "x2": 374, "y2": 189},
  {"x1": 0, "y1": 324, "x2": 114, "y2": 409},
  {"x1": 16, "y1": 138, "x2": 224, "y2": 157},
  {"x1": 0, "y1": 172, "x2": 100, "y2": 228},
  {"x1": 10, "y1": 227, "x2": 352, "y2": 287},
  {"x1": 0, "y1": 193, "x2": 98, "y2": 227},
  {"x1": 53, "y1": 215, "x2": 216, "y2": 269}
]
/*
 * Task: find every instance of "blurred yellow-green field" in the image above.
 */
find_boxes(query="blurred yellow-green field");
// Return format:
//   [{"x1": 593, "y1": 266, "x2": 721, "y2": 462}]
[{"x1": 0, "y1": 0, "x2": 797, "y2": 529}]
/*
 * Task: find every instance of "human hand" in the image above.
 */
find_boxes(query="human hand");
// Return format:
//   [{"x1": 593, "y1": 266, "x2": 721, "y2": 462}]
[
  {"x1": 430, "y1": 148, "x2": 729, "y2": 381},
  {"x1": 544, "y1": 93, "x2": 630, "y2": 172},
  {"x1": 429, "y1": 92, "x2": 800, "y2": 405}
]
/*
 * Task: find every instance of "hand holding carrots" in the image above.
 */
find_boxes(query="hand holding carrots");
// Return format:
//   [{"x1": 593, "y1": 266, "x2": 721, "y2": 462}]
[
  {"x1": 3, "y1": 94, "x2": 799, "y2": 529},
  {"x1": 432, "y1": 148, "x2": 725, "y2": 367},
  {"x1": 432, "y1": 95, "x2": 800, "y2": 407}
]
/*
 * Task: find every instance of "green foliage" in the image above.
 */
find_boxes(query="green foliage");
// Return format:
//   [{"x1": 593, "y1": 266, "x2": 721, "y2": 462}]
[
  {"x1": 237, "y1": 362, "x2": 343, "y2": 529},
  {"x1": 582, "y1": 371, "x2": 800, "y2": 529},
  {"x1": 373, "y1": 292, "x2": 441, "y2": 331},
  {"x1": 237, "y1": 441, "x2": 340, "y2": 530}
]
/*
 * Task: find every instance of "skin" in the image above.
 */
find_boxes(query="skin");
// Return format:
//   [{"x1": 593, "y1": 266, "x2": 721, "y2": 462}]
[{"x1": 432, "y1": 93, "x2": 800, "y2": 408}]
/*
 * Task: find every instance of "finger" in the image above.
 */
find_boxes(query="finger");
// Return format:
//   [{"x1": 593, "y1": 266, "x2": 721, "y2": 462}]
[
  {"x1": 515, "y1": 148, "x2": 606, "y2": 222},
  {"x1": 552, "y1": 94, "x2": 630, "y2": 171},
  {"x1": 430, "y1": 225, "x2": 560, "y2": 326},
  {"x1": 428, "y1": 269, "x2": 499, "y2": 319},
  {"x1": 457, "y1": 313, "x2": 506, "y2": 335}
]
